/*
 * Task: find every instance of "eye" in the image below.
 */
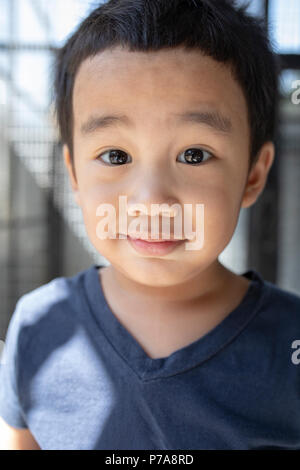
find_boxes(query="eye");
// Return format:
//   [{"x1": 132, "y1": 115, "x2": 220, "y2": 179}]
[
  {"x1": 96, "y1": 149, "x2": 132, "y2": 166},
  {"x1": 177, "y1": 147, "x2": 214, "y2": 165}
]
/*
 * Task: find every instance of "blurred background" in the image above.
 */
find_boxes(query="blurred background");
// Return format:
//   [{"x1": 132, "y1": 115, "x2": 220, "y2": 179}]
[{"x1": 0, "y1": 0, "x2": 299, "y2": 339}]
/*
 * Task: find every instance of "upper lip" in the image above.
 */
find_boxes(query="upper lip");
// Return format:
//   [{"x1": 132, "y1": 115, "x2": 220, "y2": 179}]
[{"x1": 120, "y1": 233, "x2": 185, "y2": 242}]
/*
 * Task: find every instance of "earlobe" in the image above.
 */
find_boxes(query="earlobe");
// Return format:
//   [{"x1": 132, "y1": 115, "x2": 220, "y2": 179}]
[
  {"x1": 63, "y1": 145, "x2": 81, "y2": 207},
  {"x1": 241, "y1": 141, "x2": 275, "y2": 209}
]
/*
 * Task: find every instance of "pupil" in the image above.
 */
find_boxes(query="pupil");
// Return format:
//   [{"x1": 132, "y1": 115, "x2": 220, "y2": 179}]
[
  {"x1": 185, "y1": 149, "x2": 204, "y2": 164},
  {"x1": 111, "y1": 150, "x2": 127, "y2": 164}
]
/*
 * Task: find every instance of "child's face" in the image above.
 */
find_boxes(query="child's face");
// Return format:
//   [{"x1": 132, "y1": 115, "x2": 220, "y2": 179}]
[{"x1": 64, "y1": 46, "x2": 274, "y2": 286}]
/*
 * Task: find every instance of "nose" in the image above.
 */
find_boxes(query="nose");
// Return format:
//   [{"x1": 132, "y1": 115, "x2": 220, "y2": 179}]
[{"x1": 126, "y1": 168, "x2": 180, "y2": 218}]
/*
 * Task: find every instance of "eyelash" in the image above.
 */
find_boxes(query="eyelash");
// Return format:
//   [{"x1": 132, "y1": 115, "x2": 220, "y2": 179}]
[{"x1": 96, "y1": 147, "x2": 215, "y2": 166}]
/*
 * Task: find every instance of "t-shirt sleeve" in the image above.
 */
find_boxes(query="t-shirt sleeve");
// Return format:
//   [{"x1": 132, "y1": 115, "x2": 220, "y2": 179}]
[{"x1": 0, "y1": 299, "x2": 28, "y2": 429}]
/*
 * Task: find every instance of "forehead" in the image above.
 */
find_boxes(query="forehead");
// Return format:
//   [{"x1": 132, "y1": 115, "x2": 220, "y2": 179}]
[{"x1": 73, "y1": 46, "x2": 248, "y2": 136}]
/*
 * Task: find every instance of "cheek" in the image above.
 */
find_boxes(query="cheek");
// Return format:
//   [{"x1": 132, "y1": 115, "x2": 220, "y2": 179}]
[
  {"x1": 76, "y1": 181, "x2": 116, "y2": 248},
  {"x1": 78, "y1": 172, "x2": 117, "y2": 216},
  {"x1": 198, "y1": 182, "x2": 242, "y2": 250}
]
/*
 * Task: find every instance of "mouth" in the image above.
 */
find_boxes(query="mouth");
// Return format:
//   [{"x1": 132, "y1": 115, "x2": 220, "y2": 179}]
[
  {"x1": 124, "y1": 234, "x2": 187, "y2": 256},
  {"x1": 119, "y1": 233, "x2": 185, "y2": 241}
]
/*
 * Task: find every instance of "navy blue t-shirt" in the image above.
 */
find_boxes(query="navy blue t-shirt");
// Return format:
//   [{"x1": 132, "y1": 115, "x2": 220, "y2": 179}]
[{"x1": 0, "y1": 264, "x2": 300, "y2": 450}]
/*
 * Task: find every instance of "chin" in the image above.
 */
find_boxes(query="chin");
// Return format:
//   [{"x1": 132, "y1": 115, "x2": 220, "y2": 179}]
[{"x1": 124, "y1": 260, "x2": 189, "y2": 287}]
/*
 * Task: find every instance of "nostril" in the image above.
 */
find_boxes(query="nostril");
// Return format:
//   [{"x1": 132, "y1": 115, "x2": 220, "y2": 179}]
[{"x1": 128, "y1": 209, "x2": 139, "y2": 216}]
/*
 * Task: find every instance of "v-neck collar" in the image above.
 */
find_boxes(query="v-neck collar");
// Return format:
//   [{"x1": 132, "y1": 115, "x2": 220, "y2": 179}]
[{"x1": 82, "y1": 264, "x2": 268, "y2": 382}]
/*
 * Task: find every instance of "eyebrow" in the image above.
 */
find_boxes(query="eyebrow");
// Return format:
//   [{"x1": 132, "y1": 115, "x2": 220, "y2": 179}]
[{"x1": 80, "y1": 108, "x2": 233, "y2": 136}]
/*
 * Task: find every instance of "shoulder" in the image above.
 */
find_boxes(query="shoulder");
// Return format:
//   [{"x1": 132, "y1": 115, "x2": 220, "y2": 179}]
[
  {"x1": 16, "y1": 270, "x2": 85, "y2": 319},
  {"x1": 252, "y1": 274, "x2": 300, "y2": 338},
  {"x1": 237, "y1": 272, "x2": 300, "y2": 374},
  {"x1": 263, "y1": 278, "x2": 300, "y2": 316},
  {"x1": 5, "y1": 266, "x2": 94, "y2": 352}
]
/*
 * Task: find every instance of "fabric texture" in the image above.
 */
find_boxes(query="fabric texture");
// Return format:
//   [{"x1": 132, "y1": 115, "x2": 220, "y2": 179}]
[{"x1": 0, "y1": 264, "x2": 299, "y2": 450}]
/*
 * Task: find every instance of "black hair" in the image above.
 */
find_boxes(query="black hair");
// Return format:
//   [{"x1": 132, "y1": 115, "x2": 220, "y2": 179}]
[{"x1": 52, "y1": 0, "x2": 281, "y2": 172}]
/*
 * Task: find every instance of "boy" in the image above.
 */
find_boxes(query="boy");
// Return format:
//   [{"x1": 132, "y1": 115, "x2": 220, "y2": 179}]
[{"x1": 0, "y1": 0, "x2": 300, "y2": 450}]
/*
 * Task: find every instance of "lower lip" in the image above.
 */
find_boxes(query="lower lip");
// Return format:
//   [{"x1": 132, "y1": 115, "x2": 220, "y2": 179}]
[{"x1": 127, "y1": 236, "x2": 186, "y2": 256}]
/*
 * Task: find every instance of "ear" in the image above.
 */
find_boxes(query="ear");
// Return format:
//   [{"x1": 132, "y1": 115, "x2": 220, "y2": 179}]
[
  {"x1": 63, "y1": 145, "x2": 81, "y2": 207},
  {"x1": 241, "y1": 141, "x2": 275, "y2": 209}
]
